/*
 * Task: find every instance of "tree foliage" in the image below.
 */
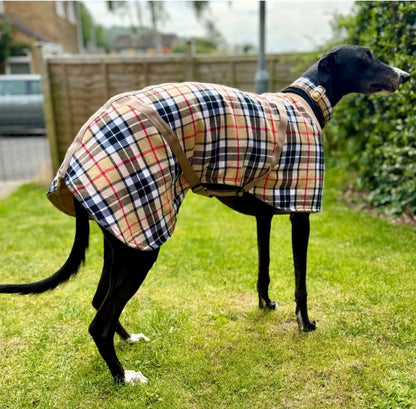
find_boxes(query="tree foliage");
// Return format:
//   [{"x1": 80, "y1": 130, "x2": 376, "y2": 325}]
[
  {"x1": 0, "y1": 19, "x2": 31, "y2": 73},
  {"x1": 105, "y1": 1, "x2": 225, "y2": 53},
  {"x1": 327, "y1": 1, "x2": 416, "y2": 216},
  {"x1": 79, "y1": 2, "x2": 108, "y2": 52},
  {"x1": 0, "y1": 19, "x2": 12, "y2": 73}
]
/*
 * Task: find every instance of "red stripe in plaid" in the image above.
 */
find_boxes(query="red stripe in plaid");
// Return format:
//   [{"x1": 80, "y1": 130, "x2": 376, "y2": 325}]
[
  {"x1": 79, "y1": 141, "x2": 141, "y2": 248},
  {"x1": 289, "y1": 96, "x2": 313, "y2": 212},
  {"x1": 128, "y1": 105, "x2": 175, "y2": 230}
]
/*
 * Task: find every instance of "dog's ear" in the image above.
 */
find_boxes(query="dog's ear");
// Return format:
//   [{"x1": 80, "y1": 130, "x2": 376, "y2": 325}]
[{"x1": 318, "y1": 50, "x2": 338, "y2": 83}]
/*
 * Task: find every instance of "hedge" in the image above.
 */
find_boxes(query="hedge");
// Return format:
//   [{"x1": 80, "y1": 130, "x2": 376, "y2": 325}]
[{"x1": 326, "y1": 1, "x2": 416, "y2": 216}]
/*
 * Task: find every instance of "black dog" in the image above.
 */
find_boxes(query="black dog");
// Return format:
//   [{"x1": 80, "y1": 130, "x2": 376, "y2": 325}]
[{"x1": 0, "y1": 46, "x2": 409, "y2": 384}]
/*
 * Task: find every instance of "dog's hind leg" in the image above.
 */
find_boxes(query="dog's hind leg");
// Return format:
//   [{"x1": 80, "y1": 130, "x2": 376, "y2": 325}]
[
  {"x1": 256, "y1": 213, "x2": 276, "y2": 310},
  {"x1": 92, "y1": 235, "x2": 149, "y2": 343},
  {"x1": 89, "y1": 230, "x2": 159, "y2": 384},
  {"x1": 290, "y1": 213, "x2": 316, "y2": 332}
]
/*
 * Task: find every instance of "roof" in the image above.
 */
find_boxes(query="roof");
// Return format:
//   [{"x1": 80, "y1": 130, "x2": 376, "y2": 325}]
[
  {"x1": 2, "y1": 12, "x2": 51, "y2": 43},
  {"x1": 111, "y1": 33, "x2": 177, "y2": 51}
]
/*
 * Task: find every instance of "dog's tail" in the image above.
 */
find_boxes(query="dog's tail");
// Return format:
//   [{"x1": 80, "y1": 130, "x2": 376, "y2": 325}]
[{"x1": 0, "y1": 198, "x2": 90, "y2": 295}]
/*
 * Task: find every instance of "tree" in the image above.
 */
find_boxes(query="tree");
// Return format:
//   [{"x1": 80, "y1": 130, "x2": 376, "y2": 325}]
[
  {"x1": 327, "y1": 1, "x2": 416, "y2": 216},
  {"x1": 79, "y1": 2, "x2": 108, "y2": 52},
  {"x1": 106, "y1": 1, "x2": 224, "y2": 53},
  {"x1": 0, "y1": 19, "x2": 12, "y2": 74},
  {"x1": 107, "y1": 1, "x2": 165, "y2": 53},
  {"x1": 187, "y1": 1, "x2": 226, "y2": 49},
  {"x1": 0, "y1": 19, "x2": 31, "y2": 73}
]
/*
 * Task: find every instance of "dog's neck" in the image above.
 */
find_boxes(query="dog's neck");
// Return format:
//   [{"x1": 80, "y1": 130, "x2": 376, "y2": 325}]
[{"x1": 282, "y1": 77, "x2": 333, "y2": 129}]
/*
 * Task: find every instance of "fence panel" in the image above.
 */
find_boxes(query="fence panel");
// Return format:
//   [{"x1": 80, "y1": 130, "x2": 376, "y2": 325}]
[{"x1": 40, "y1": 52, "x2": 310, "y2": 172}]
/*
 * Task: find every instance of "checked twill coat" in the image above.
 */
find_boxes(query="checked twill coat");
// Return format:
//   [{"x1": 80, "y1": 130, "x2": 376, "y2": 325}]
[{"x1": 48, "y1": 79, "x2": 332, "y2": 251}]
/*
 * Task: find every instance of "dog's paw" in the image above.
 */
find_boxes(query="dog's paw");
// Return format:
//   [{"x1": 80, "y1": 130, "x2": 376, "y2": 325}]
[
  {"x1": 304, "y1": 319, "x2": 317, "y2": 332},
  {"x1": 259, "y1": 296, "x2": 277, "y2": 310},
  {"x1": 268, "y1": 300, "x2": 277, "y2": 310},
  {"x1": 126, "y1": 333, "x2": 150, "y2": 344},
  {"x1": 124, "y1": 370, "x2": 148, "y2": 385},
  {"x1": 296, "y1": 311, "x2": 317, "y2": 332}
]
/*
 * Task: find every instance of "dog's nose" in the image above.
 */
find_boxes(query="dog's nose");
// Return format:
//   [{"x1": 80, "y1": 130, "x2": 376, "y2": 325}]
[
  {"x1": 394, "y1": 67, "x2": 410, "y2": 83},
  {"x1": 401, "y1": 71, "x2": 411, "y2": 83}
]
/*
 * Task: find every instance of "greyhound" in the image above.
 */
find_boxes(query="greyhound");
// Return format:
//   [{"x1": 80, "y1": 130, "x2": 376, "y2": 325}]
[{"x1": 0, "y1": 45, "x2": 409, "y2": 384}]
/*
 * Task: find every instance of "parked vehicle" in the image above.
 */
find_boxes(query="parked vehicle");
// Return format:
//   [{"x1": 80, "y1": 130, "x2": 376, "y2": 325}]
[{"x1": 0, "y1": 74, "x2": 45, "y2": 134}]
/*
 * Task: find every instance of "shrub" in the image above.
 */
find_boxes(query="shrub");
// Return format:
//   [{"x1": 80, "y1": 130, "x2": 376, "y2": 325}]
[{"x1": 327, "y1": 1, "x2": 416, "y2": 216}]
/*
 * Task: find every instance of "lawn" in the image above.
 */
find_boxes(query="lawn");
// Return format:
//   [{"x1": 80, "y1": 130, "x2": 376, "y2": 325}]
[{"x1": 0, "y1": 170, "x2": 415, "y2": 408}]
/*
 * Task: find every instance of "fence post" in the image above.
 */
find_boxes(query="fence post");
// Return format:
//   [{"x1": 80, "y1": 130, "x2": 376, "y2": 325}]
[
  {"x1": 101, "y1": 62, "x2": 111, "y2": 100},
  {"x1": 34, "y1": 43, "x2": 60, "y2": 174},
  {"x1": 185, "y1": 41, "x2": 195, "y2": 81}
]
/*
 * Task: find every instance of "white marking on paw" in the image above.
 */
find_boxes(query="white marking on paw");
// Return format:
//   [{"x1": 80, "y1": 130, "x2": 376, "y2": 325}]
[
  {"x1": 126, "y1": 333, "x2": 150, "y2": 344},
  {"x1": 124, "y1": 370, "x2": 148, "y2": 385},
  {"x1": 296, "y1": 311, "x2": 305, "y2": 331}
]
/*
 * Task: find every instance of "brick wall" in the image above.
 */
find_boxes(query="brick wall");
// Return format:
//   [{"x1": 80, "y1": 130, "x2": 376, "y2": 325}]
[{"x1": 4, "y1": 1, "x2": 79, "y2": 53}]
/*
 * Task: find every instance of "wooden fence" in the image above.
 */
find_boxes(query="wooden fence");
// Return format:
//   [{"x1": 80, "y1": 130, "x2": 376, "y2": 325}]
[{"x1": 37, "y1": 47, "x2": 311, "y2": 172}]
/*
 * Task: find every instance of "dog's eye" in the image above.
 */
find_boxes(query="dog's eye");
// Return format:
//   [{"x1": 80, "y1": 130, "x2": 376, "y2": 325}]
[
  {"x1": 358, "y1": 51, "x2": 372, "y2": 68},
  {"x1": 362, "y1": 51, "x2": 372, "y2": 63}
]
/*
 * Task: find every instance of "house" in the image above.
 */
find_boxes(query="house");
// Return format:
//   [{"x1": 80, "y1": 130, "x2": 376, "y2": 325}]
[
  {"x1": 0, "y1": 1, "x2": 81, "y2": 73},
  {"x1": 111, "y1": 33, "x2": 177, "y2": 56}
]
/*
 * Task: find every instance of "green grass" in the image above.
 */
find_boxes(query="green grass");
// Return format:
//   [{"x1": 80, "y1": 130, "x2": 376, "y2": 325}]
[{"x1": 0, "y1": 170, "x2": 416, "y2": 408}]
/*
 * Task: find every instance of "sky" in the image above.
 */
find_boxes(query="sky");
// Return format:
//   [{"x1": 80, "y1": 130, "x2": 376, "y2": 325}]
[{"x1": 84, "y1": 0, "x2": 355, "y2": 53}]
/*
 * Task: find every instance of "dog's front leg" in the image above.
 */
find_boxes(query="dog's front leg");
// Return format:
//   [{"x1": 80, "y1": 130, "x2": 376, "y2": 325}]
[
  {"x1": 256, "y1": 213, "x2": 276, "y2": 309},
  {"x1": 290, "y1": 213, "x2": 316, "y2": 332}
]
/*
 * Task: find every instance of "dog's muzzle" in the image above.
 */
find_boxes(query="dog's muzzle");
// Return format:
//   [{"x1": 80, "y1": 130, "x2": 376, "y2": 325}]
[{"x1": 393, "y1": 67, "x2": 410, "y2": 84}]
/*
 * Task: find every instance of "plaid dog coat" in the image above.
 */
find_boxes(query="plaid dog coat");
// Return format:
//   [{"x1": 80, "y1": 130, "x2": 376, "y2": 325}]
[{"x1": 48, "y1": 78, "x2": 332, "y2": 251}]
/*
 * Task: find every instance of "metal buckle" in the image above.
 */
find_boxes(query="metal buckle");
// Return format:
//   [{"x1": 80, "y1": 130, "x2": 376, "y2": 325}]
[
  {"x1": 236, "y1": 189, "x2": 245, "y2": 197},
  {"x1": 192, "y1": 183, "x2": 206, "y2": 194},
  {"x1": 311, "y1": 85, "x2": 326, "y2": 102}
]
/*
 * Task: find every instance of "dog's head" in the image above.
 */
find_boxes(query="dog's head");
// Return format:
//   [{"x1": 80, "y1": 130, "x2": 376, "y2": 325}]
[{"x1": 317, "y1": 45, "x2": 410, "y2": 96}]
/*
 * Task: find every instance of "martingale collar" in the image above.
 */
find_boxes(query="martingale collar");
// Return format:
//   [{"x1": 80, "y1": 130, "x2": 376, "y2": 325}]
[{"x1": 286, "y1": 77, "x2": 333, "y2": 128}]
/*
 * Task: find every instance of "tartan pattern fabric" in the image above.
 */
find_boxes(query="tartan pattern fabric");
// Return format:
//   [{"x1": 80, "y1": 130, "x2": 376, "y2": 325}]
[
  {"x1": 48, "y1": 81, "x2": 332, "y2": 251},
  {"x1": 289, "y1": 77, "x2": 332, "y2": 125}
]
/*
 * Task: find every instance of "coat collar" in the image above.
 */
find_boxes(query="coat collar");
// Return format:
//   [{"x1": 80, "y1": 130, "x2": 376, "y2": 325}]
[{"x1": 286, "y1": 77, "x2": 333, "y2": 128}]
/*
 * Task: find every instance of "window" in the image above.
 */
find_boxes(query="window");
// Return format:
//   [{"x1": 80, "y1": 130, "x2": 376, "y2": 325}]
[
  {"x1": 56, "y1": 1, "x2": 66, "y2": 18},
  {"x1": 67, "y1": 2, "x2": 77, "y2": 24},
  {"x1": 6, "y1": 53, "x2": 32, "y2": 74},
  {"x1": 0, "y1": 79, "x2": 42, "y2": 96},
  {"x1": 0, "y1": 80, "x2": 28, "y2": 96},
  {"x1": 29, "y1": 80, "x2": 42, "y2": 95},
  {"x1": 0, "y1": 1, "x2": 4, "y2": 15},
  {"x1": 9, "y1": 63, "x2": 31, "y2": 74}
]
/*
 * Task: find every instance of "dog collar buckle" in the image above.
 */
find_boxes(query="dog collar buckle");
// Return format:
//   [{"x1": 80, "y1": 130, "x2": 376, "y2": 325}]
[{"x1": 311, "y1": 86, "x2": 326, "y2": 102}]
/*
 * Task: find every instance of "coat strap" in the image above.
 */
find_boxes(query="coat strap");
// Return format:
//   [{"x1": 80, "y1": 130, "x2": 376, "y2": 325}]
[
  {"x1": 117, "y1": 97, "x2": 214, "y2": 197},
  {"x1": 119, "y1": 96, "x2": 288, "y2": 198}
]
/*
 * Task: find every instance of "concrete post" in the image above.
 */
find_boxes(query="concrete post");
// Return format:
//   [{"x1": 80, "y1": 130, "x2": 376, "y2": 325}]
[{"x1": 255, "y1": 1, "x2": 269, "y2": 94}]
